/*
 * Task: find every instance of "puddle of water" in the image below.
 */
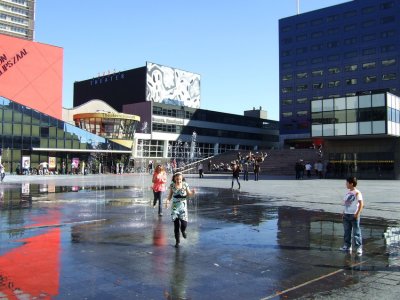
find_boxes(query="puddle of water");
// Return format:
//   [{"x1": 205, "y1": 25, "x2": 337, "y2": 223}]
[{"x1": 0, "y1": 183, "x2": 398, "y2": 299}]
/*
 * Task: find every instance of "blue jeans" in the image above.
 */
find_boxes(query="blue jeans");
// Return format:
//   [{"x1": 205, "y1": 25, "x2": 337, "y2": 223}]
[{"x1": 343, "y1": 214, "x2": 362, "y2": 248}]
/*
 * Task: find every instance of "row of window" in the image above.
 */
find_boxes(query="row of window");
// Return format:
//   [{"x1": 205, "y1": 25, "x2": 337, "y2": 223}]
[
  {"x1": 282, "y1": 74, "x2": 396, "y2": 93},
  {"x1": 0, "y1": 3, "x2": 29, "y2": 16},
  {"x1": 0, "y1": 23, "x2": 27, "y2": 34},
  {"x1": 311, "y1": 107, "x2": 387, "y2": 124},
  {"x1": 0, "y1": 12, "x2": 28, "y2": 24},
  {"x1": 281, "y1": 46, "x2": 397, "y2": 69},
  {"x1": 282, "y1": 18, "x2": 396, "y2": 45},
  {"x1": 153, "y1": 106, "x2": 193, "y2": 119},
  {"x1": 152, "y1": 123, "x2": 278, "y2": 142},
  {"x1": 136, "y1": 139, "x2": 251, "y2": 158},
  {"x1": 282, "y1": 59, "x2": 396, "y2": 81},
  {"x1": 312, "y1": 121, "x2": 386, "y2": 137},
  {"x1": 281, "y1": 2, "x2": 395, "y2": 32},
  {"x1": 153, "y1": 105, "x2": 269, "y2": 129}
]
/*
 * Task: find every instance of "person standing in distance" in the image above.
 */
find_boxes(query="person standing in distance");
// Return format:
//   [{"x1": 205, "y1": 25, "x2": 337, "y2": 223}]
[{"x1": 340, "y1": 176, "x2": 364, "y2": 255}]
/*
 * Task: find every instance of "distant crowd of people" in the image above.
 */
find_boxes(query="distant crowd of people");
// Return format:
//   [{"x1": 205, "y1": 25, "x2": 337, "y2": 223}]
[{"x1": 295, "y1": 159, "x2": 329, "y2": 180}]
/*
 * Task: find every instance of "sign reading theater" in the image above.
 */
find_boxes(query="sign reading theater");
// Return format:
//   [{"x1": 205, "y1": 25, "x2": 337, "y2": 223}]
[{"x1": 0, "y1": 34, "x2": 63, "y2": 119}]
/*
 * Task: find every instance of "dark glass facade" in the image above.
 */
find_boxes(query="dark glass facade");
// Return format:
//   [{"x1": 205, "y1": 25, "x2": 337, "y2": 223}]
[
  {"x1": 279, "y1": 0, "x2": 400, "y2": 137},
  {"x1": 0, "y1": 96, "x2": 130, "y2": 174}
]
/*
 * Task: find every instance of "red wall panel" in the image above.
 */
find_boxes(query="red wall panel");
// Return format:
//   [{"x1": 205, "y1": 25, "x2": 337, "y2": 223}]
[{"x1": 0, "y1": 34, "x2": 63, "y2": 119}]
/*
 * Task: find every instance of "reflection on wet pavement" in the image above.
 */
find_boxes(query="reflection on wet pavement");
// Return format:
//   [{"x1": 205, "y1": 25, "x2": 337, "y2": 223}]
[{"x1": 0, "y1": 183, "x2": 398, "y2": 299}]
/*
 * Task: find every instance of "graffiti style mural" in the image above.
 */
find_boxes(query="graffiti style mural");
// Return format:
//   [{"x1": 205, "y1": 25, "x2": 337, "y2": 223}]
[{"x1": 146, "y1": 62, "x2": 200, "y2": 108}]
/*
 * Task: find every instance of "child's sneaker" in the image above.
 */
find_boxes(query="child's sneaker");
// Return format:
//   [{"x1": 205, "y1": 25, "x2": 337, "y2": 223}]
[
  {"x1": 356, "y1": 247, "x2": 363, "y2": 255},
  {"x1": 340, "y1": 245, "x2": 352, "y2": 251}
]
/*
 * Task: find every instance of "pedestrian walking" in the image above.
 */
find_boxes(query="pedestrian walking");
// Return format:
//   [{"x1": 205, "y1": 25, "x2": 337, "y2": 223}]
[
  {"x1": 198, "y1": 163, "x2": 204, "y2": 178},
  {"x1": 340, "y1": 176, "x2": 364, "y2": 255},
  {"x1": 166, "y1": 172, "x2": 195, "y2": 248},
  {"x1": 243, "y1": 161, "x2": 249, "y2": 181},
  {"x1": 152, "y1": 165, "x2": 167, "y2": 216},
  {"x1": 0, "y1": 163, "x2": 5, "y2": 183},
  {"x1": 253, "y1": 161, "x2": 260, "y2": 181},
  {"x1": 231, "y1": 162, "x2": 241, "y2": 189}
]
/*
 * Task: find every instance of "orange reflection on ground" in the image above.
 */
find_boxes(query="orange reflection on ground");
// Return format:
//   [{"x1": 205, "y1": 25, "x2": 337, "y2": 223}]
[{"x1": 0, "y1": 212, "x2": 61, "y2": 299}]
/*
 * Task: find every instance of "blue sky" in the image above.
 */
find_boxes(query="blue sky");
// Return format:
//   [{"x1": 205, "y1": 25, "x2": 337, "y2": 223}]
[{"x1": 35, "y1": 0, "x2": 349, "y2": 120}]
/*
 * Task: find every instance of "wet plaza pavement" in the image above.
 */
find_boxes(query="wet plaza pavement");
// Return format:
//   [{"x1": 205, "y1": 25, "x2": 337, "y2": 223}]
[{"x1": 0, "y1": 174, "x2": 399, "y2": 299}]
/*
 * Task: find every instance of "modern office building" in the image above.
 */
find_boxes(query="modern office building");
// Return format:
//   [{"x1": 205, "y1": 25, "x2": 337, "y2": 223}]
[
  {"x1": 279, "y1": 0, "x2": 400, "y2": 145},
  {"x1": 74, "y1": 62, "x2": 279, "y2": 161},
  {"x1": 0, "y1": 0, "x2": 35, "y2": 40},
  {"x1": 279, "y1": 0, "x2": 400, "y2": 179}
]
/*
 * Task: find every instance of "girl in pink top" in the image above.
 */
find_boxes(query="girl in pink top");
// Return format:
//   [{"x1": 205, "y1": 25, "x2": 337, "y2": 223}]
[{"x1": 152, "y1": 165, "x2": 167, "y2": 216}]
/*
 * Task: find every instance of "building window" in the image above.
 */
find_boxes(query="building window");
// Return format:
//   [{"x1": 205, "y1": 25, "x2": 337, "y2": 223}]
[
  {"x1": 281, "y1": 50, "x2": 292, "y2": 56},
  {"x1": 327, "y1": 55, "x2": 339, "y2": 61},
  {"x1": 327, "y1": 27, "x2": 340, "y2": 34},
  {"x1": 381, "y1": 45, "x2": 396, "y2": 53},
  {"x1": 297, "y1": 84, "x2": 308, "y2": 92},
  {"x1": 327, "y1": 41, "x2": 339, "y2": 48},
  {"x1": 297, "y1": 98, "x2": 307, "y2": 104},
  {"x1": 362, "y1": 33, "x2": 376, "y2": 41},
  {"x1": 327, "y1": 14, "x2": 340, "y2": 22},
  {"x1": 296, "y1": 72, "x2": 308, "y2": 79},
  {"x1": 346, "y1": 79, "x2": 357, "y2": 85},
  {"x1": 296, "y1": 47, "x2": 307, "y2": 54},
  {"x1": 362, "y1": 62, "x2": 376, "y2": 69},
  {"x1": 282, "y1": 112, "x2": 293, "y2": 118},
  {"x1": 313, "y1": 83, "x2": 323, "y2": 89},
  {"x1": 382, "y1": 59, "x2": 396, "y2": 66},
  {"x1": 344, "y1": 51, "x2": 357, "y2": 59},
  {"x1": 282, "y1": 25, "x2": 292, "y2": 32},
  {"x1": 283, "y1": 37, "x2": 293, "y2": 44},
  {"x1": 312, "y1": 100, "x2": 323, "y2": 112},
  {"x1": 312, "y1": 70, "x2": 323, "y2": 77},
  {"x1": 364, "y1": 75, "x2": 377, "y2": 83},
  {"x1": 362, "y1": 19, "x2": 376, "y2": 27},
  {"x1": 328, "y1": 80, "x2": 340, "y2": 88},
  {"x1": 362, "y1": 6, "x2": 377, "y2": 14},
  {"x1": 381, "y1": 1, "x2": 395, "y2": 9},
  {"x1": 311, "y1": 18, "x2": 323, "y2": 26},
  {"x1": 381, "y1": 30, "x2": 396, "y2": 38},
  {"x1": 345, "y1": 64, "x2": 358, "y2": 72},
  {"x1": 296, "y1": 22, "x2": 307, "y2": 29},
  {"x1": 344, "y1": 24, "x2": 357, "y2": 31},
  {"x1": 297, "y1": 60, "x2": 307, "y2": 66},
  {"x1": 344, "y1": 37, "x2": 357, "y2": 45},
  {"x1": 282, "y1": 87, "x2": 293, "y2": 93},
  {"x1": 282, "y1": 74, "x2": 293, "y2": 81},
  {"x1": 297, "y1": 34, "x2": 307, "y2": 41},
  {"x1": 312, "y1": 57, "x2": 323, "y2": 64},
  {"x1": 382, "y1": 73, "x2": 396, "y2": 81},
  {"x1": 282, "y1": 99, "x2": 293, "y2": 105},
  {"x1": 362, "y1": 48, "x2": 376, "y2": 55},
  {"x1": 344, "y1": 10, "x2": 357, "y2": 18},
  {"x1": 311, "y1": 44, "x2": 323, "y2": 51},
  {"x1": 297, "y1": 111, "x2": 308, "y2": 117},
  {"x1": 381, "y1": 16, "x2": 395, "y2": 24},
  {"x1": 282, "y1": 63, "x2": 292, "y2": 69},
  {"x1": 328, "y1": 67, "x2": 340, "y2": 74},
  {"x1": 311, "y1": 31, "x2": 323, "y2": 38},
  {"x1": 334, "y1": 97, "x2": 346, "y2": 110}
]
